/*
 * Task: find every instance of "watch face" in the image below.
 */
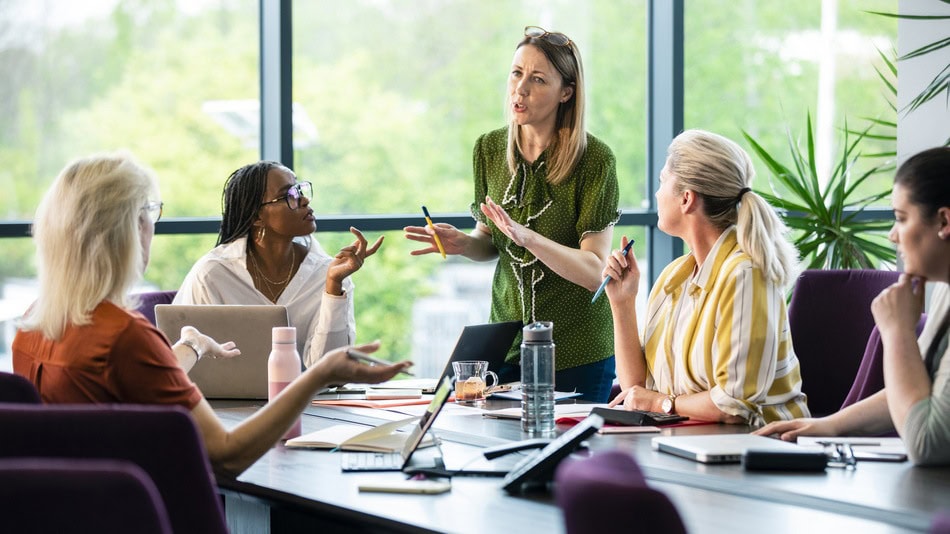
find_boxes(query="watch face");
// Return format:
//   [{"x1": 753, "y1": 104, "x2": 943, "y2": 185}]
[{"x1": 661, "y1": 397, "x2": 673, "y2": 414}]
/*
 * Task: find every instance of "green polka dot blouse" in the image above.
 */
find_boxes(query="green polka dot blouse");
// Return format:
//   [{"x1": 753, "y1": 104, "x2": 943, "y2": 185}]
[{"x1": 470, "y1": 127, "x2": 621, "y2": 371}]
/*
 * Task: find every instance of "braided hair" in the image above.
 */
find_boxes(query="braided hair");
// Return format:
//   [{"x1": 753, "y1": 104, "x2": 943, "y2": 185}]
[{"x1": 217, "y1": 161, "x2": 283, "y2": 246}]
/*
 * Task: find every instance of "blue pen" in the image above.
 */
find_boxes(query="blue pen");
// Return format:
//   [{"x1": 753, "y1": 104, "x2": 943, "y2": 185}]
[{"x1": 591, "y1": 239, "x2": 635, "y2": 303}]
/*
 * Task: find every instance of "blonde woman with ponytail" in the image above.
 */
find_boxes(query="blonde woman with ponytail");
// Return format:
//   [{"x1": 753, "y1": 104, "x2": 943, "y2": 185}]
[{"x1": 603, "y1": 130, "x2": 809, "y2": 426}]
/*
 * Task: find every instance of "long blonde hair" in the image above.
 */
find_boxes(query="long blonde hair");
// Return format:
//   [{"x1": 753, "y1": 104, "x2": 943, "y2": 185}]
[
  {"x1": 506, "y1": 33, "x2": 586, "y2": 186},
  {"x1": 21, "y1": 152, "x2": 157, "y2": 339},
  {"x1": 667, "y1": 130, "x2": 800, "y2": 288}
]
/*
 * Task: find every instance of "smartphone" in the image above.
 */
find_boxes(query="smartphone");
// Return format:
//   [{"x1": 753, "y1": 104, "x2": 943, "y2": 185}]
[{"x1": 357, "y1": 480, "x2": 452, "y2": 494}]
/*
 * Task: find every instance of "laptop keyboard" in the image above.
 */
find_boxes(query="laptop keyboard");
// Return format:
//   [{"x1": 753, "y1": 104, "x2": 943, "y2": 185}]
[{"x1": 341, "y1": 452, "x2": 403, "y2": 472}]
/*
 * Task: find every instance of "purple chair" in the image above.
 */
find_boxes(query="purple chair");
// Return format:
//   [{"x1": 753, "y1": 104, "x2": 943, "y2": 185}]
[
  {"x1": 0, "y1": 458, "x2": 172, "y2": 534},
  {"x1": 132, "y1": 289, "x2": 178, "y2": 326},
  {"x1": 555, "y1": 450, "x2": 686, "y2": 534},
  {"x1": 0, "y1": 404, "x2": 226, "y2": 534},
  {"x1": 0, "y1": 371, "x2": 41, "y2": 403},
  {"x1": 841, "y1": 315, "x2": 927, "y2": 410},
  {"x1": 932, "y1": 510, "x2": 950, "y2": 534},
  {"x1": 788, "y1": 269, "x2": 900, "y2": 416}
]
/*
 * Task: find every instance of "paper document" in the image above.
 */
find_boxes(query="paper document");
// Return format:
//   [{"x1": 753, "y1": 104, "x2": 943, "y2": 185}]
[
  {"x1": 311, "y1": 396, "x2": 434, "y2": 409},
  {"x1": 483, "y1": 403, "x2": 609, "y2": 420},
  {"x1": 489, "y1": 386, "x2": 582, "y2": 401}
]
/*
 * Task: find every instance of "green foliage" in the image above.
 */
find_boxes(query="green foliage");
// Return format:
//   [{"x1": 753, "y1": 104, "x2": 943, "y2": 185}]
[
  {"x1": 865, "y1": 4, "x2": 950, "y2": 142},
  {"x1": 743, "y1": 114, "x2": 896, "y2": 270}
]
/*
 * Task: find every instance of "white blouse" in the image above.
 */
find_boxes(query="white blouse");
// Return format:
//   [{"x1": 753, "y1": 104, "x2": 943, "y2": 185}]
[{"x1": 173, "y1": 236, "x2": 355, "y2": 368}]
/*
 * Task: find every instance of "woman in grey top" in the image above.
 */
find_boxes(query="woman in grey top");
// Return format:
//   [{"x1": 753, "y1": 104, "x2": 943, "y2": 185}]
[{"x1": 756, "y1": 146, "x2": 950, "y2": 466}]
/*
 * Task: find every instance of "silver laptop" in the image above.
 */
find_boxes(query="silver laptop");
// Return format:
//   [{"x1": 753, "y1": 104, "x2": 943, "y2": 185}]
[
  {"x1": 155, "y1": 304, "x2": 289, "y2": 400},
  {"x1": 340, "y1": 376, "x2": 453, "y2": 472},
  {"x1": 652, "y1": 434, "x2": 802, "y2": 464}
]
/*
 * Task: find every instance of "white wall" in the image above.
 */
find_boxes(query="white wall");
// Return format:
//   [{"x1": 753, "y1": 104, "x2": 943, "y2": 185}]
[{"x1": 897, "y1": 0, "x2": 950, "y2": 161}]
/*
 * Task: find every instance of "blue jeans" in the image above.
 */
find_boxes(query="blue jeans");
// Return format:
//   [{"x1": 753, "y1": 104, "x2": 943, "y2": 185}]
[{"x1": 497, "y1": 356, "x2": 616, "y2": 403}]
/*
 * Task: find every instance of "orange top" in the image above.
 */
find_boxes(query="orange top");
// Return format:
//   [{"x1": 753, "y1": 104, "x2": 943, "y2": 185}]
[{"x1": 13, "y1": 301, "x2": 202, "y2": 410}]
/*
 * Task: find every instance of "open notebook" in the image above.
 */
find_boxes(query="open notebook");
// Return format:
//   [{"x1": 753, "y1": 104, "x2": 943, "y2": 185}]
[{"x1": 337, "y1": 377, "x2": 453, "y2": 472}]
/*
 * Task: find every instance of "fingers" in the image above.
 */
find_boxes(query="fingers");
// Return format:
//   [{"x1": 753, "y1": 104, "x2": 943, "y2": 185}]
[
  {"x1": 607, "y1": 388, "x2": 629, "y2": 407},
  {"x1": 404, "y1": 226, "x2": 441, "y2": 255},
  {"x1": 365, "y1": 235, "x2": 384, "y2": 256},
  {"x1": 351, "y1": 340, "x2": 382, "y2": 354}
]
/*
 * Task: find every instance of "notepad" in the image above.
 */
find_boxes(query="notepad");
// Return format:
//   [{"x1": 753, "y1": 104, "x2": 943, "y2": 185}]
[
  {"x1": 286, "y1": 416, "x2": 434, "y2": 453},
  {"x1": 311, "y1": 396, "x2": 435, "y2": 409}
]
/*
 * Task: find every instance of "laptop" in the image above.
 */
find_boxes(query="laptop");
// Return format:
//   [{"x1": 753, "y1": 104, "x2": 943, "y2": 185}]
[
  {"x1": 436, "y1": 320, "x2": 523, "y2": 385},
  {"x1": 651, "y1": 434, "x2": 803, "y2": 464},
  {"x1": 155, "y1": 304, "x2": 289, "y2": 400},
  {"x1": 349, "y1": 321, "x2": 523, "y2": 394},
  {"x1": 340, "y1": 376, "x2": 453, "y2": 472}
]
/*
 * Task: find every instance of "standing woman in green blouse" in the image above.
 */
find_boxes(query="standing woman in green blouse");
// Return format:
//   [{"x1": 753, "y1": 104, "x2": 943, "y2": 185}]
[{"x1": 405, "y1": 26, "x2": 621, "y2": 401}]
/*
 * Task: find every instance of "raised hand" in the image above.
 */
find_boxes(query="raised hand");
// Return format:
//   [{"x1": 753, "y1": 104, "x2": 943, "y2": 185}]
[
  {"x1": 404, "y1": 223, "x2": 469, "y2": 256},
  {"x1": 479, "y1": 196, "x2": 532, "y2": 247},
  {"x1": 315, "y1": 341, "x2": 413, "y2": 386},
  {"x1": 603, "y1": 235, "x2": 640, "y2": 304},
  {"x1": 179, "y1": 325, "x2": 241, "y2": 361},
  {"x1": 327, "y1": 227, "x2": 383, "y2": 293}
]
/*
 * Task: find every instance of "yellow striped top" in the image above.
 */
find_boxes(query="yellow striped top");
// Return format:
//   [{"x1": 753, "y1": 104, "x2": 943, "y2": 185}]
[{"x1": 644, "y1": 227, "x2": 810, "y2": 425}]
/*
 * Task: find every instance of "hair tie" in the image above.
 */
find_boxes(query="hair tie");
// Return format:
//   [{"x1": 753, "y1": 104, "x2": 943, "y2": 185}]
[{"x1": 736, "y1": 187, "x2": 752, "y2": 203}]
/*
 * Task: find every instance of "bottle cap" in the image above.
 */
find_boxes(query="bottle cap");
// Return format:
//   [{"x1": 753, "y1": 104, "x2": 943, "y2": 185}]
[
  {"x1": 272, "y1": 326, "x2": 297, "y2": 344},
  {"x1": 523, "y1": 321, "x2": 553, "y2": 342}
]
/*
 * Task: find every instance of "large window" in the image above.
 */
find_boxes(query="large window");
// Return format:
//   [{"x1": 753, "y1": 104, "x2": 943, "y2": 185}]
[
  {"x1": 0, "y1": 1, "x2": 900, "y2": 371},
  {"x1": 685, "y1": 0, "x2": 898, "y2": 202},
  {"x1": 291, "y1": 1, "x2": 649, "y2": 215},
  {"x1": 0, "y1": 0, "x2": 258, "y2": 367}
]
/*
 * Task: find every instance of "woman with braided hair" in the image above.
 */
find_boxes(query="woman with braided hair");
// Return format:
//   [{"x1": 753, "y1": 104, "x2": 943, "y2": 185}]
[
  {"x1": 175, "y1": 161, "x2": 382, "y2": 367},
  {"x1": 604, "y1": 130, "x2": 810, "y2": 426}
]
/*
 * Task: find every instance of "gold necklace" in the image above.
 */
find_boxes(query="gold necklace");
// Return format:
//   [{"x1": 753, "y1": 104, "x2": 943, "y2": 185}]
[{"x1": 247, "y1": 246, "x2": 296, "y2": 301}]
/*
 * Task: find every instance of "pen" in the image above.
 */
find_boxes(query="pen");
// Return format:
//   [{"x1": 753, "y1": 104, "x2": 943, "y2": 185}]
[
  {"x1": 591, "y1": 239, "x2": 635, "y2": 303},
  {"x1": 421, "y1": 206, "x2": 447, "y2": 259},
  {"x1": 346, "y1": 349, "x2": 415, "y2": 376}
]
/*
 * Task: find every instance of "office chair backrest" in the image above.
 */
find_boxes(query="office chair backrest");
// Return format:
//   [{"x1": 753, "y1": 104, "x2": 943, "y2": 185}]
[
  {"x1": 555, "y1": 450, "x2": 686, "y2": 534},
  {"x1": 0, "y1": 404, "x2": 226, "y2": 534},
  {"x1": 788, "y1": 269, "x2": 900, "y2": 416},
  {"x1": 0, "y1": 371, "x2": 41, "y2": 403},
  {"x1": 841, "y1": 315, "x2": 927, "y2": 411},
  {"x1": 132, "y1": 290, "x2": 178, "y2": 326},
  {"x1": 932, "y1": 509, "x2": 950, "y2": 534},
  {"x1": 0, "y1": 457, "x2": 172, "y2": 534}
]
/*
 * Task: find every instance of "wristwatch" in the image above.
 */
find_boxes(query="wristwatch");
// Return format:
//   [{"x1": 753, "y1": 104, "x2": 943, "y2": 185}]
[{"x1": 661, "y1": 394, "x2": 677, "y2": 414}]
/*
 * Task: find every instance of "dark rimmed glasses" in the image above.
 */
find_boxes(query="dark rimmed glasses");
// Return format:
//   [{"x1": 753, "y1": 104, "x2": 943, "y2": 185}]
[
  {"x1": 144, "y1": 201, "x2": 163, "y2": 223},
  {"x1": 261, "y1": 181, "x2": 312, "y2": 210},
  {"x1": 524, "y1": 26, "x2": 572, "y2": 47}
]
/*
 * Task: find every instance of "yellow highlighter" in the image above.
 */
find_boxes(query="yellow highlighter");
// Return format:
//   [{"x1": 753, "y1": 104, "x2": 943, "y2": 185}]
[{"x1": 421, "y1": 206, "x2": 446, "y2": 259}]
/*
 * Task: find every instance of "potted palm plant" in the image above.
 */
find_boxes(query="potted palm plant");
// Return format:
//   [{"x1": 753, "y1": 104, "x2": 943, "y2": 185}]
[{"x1": 743, "y1": 116, "x2": 896, "y2": 270}]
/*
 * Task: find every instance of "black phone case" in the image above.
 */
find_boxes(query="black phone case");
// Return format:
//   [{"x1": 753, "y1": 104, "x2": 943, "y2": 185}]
[
  {"x1": 590, "y1": 407, "x2": 688, "y2": 426},
  {"x1": 742, "y1": 449, "x2": 828, "y2": 472}
]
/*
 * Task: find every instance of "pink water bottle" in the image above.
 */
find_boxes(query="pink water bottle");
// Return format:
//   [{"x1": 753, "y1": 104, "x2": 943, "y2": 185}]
[{"x1": 268, "y1": 326, "x2": 302, "y2": 440}]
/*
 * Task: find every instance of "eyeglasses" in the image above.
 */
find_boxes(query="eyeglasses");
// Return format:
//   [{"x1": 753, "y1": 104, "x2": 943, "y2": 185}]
[
  {"x1": 260, "y1": 181, "x2": 312, "y2": 210},
  {"x1": 144, "y1": 201, "x2": 163, "y2": 223},
  {"x1": 524, "y1": 26, "x2": 572, "y2": 47},
  {"x1": 820, "y1": 441, "x2": 857, "y2": 469}
]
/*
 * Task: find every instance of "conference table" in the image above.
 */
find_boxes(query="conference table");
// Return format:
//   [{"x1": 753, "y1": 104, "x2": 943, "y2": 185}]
[{"x1": 212, "y1": 398, "x2": 949, "y2": 534}]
